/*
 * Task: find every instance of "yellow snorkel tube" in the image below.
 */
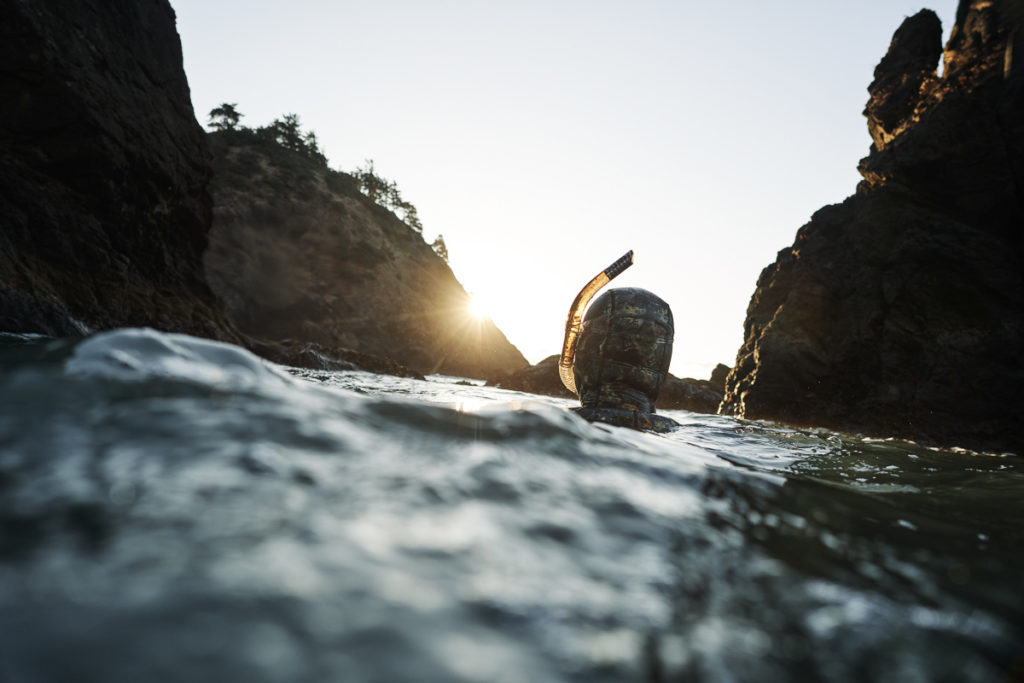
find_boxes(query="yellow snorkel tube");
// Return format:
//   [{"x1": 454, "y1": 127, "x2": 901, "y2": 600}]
[{"x1": 558, "y1": 249, "x2": 635, "y2": 394}]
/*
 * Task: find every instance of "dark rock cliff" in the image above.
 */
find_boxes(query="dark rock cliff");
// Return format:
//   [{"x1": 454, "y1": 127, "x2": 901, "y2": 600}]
[
  {"x1": 720, "y1": 1, "x2": 1024, "y2": 453},
  {"x1": 203, "y1": 131, "x2": 529, "y2": 379},
  {"x1": 0, "y1": 1, "x2": 516, "y2": 378},
  {"x1": 0, "y1": 0, "x2": 240, "y2": 341}
]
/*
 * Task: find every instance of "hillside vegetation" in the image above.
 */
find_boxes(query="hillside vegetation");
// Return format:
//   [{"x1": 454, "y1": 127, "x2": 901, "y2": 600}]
[{"x1": 203, "y1": 120, "x2": 527, "y2": 379}]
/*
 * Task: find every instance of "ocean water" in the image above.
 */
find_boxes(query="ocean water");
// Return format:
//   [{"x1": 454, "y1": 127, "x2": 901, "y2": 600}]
[{"x1": 0, "y1": 328, "x2": 1021, "y2": 682}]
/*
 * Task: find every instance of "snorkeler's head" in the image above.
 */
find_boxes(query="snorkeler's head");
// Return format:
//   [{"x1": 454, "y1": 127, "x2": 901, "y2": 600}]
[{"x1": 572, "y1": 287, "x2": 674, "y2": 413}]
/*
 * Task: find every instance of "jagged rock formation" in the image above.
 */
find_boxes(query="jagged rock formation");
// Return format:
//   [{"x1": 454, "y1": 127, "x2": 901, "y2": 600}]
[
  {"x1": 659, "y1": 363, "x2": 731, "y2": 414},
  {"x1": 203, "y1": 131, "x2": 529, "y2": 379},
  {"x1": 721, "y1": 1, "x2": 1024, "y2": 453},
  {"x1": 488, "y1": 354, "x2": 731, "y2": 415},
  {"x1": 0, "y1": 0, "x2": 240, "y2": 341}
]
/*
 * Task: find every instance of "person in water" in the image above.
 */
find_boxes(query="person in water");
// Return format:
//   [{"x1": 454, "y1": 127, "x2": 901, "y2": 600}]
[{"x1": 569, "y1": 287, "x2": 679, "y2": 433}]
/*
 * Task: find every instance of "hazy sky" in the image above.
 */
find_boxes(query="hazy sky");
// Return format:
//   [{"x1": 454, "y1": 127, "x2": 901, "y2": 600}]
[{"x1": 173, "y1": 1, "x2": 958, "y2": 379}]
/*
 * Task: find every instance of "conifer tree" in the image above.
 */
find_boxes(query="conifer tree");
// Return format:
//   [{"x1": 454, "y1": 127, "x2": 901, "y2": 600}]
[
  {"x1": 431, "y1": 235, "x2": 449, "y2": 262},
  {"x1": 208, "y1": 103, "x2": 242, "y2": 131}
]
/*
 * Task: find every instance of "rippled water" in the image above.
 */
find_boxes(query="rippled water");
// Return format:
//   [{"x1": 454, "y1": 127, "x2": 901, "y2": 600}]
[{"x1": 0, "y1": 329, "x2": 1021, "y2": 682}]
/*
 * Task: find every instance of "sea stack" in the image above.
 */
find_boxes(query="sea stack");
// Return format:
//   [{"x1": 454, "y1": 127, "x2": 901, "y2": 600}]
[{"x1": 720, "y1": 1, "x2": 1024, "y2": 454}]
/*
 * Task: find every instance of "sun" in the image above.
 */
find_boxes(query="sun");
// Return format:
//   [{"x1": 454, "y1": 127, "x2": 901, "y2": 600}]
[{"x1": 468, "y1": 294, "x2": 490, "y2": 320}]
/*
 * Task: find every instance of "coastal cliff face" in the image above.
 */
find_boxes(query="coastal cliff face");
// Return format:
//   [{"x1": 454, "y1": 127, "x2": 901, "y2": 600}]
[
  {"x1": 0, "y1": 0, "x2": 239, "y2": 341},
  {"x1": 720, "y1": 1, "x2": 1024, "y2": 453},
  {"x1": 203, "y1": 131, "x2": 529, "y2": 379}
]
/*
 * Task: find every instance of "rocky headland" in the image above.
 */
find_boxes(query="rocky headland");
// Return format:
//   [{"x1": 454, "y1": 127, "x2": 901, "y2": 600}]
[
  {"x1": 202, "y1": 129, "x2": 528, "y2": 379},
  {"x1": 720, "y1": 0, "x2": 1024, "y2": 453},
  {"x1": 0, "y1": 0, "x2": 527, "y2": 380}
]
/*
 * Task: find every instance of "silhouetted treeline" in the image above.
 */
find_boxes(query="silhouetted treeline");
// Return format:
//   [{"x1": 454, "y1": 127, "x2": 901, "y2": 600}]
[
  {"x1": 206, "y1": 103, "x2": 452, "y2": 255},
  {"x1": 208, "y1": 104, "x2": 326, "y2": 165}
]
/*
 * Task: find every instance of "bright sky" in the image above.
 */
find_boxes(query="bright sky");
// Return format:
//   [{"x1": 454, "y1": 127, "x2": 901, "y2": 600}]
[{"x1": 173, "y1": 0, "x2": 957, "y2": 380}]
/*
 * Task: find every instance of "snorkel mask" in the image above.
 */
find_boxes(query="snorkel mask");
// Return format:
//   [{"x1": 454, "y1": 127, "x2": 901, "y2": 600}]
[
  {"x1": 558, "y1": 250, "x2": 635, "y2": 394},
  {"x1": 560, "y1": 251, "x2": 676, "y2": 427}
]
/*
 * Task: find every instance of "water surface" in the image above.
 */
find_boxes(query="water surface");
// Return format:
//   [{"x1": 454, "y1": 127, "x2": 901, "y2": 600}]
[{"x1": 0, "y1": 329, "x2": 1020, "y2": 682}]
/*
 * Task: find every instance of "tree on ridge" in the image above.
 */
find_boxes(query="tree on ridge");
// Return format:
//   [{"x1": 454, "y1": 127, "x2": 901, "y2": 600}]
[{"x1": 208, "y1": 103, "x2": 242, "y2": 131}]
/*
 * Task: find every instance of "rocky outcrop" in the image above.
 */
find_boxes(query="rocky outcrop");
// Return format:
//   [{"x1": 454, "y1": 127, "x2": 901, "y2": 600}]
[
  {"x1": 0, "y1": 0, "x2": 240, "y2": 341},
  {"x1": 488, "y1": 354, "x2": 730, "y2": 415},
  {"x1": 659, "y1": 364, "x2": 731, "y2": 414},
  {"x1": 246, "y1": 337, "x2": 424, "y2": 379},
  {"x1": 720, "y1": 1, "x2": 1024, "y2": 453},
  {"x1": 487, "y1": 355, "x2": 575, "y2": 398},
  {"x1": 0, "y1": 1, "x2": 514, "y2": 379},
  {"x1": 203, "y1": 131, "x2": 529, "y2": 379}
]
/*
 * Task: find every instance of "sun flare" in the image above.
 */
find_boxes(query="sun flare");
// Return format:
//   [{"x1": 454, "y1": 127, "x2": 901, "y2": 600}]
[{"x1": 468, "y1": 294, "x2": 490, "y2": 320}]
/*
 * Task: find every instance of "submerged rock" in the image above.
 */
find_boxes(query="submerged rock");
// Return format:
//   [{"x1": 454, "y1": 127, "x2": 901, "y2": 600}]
[
  {"x1": 246, "y1": 337, "x2": 424, "y2": 379},
  {"x1": 721, "y1": 1, "x2": 1024, "y2": 454},
  {"x1": 0, "y1": 0, "x2": 240, "y2": 342}
]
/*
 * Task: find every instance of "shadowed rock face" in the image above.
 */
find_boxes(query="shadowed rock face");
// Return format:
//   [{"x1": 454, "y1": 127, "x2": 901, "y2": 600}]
[
  {"x1": 0, "y1": 0, "x2": 240, "y2": 341},
  {"x1": 721, "y1": 1, "x2": 1024, "y2": 454},
  {"x1": 203, "y1": 131, "x2": 529, "y2": 380}
]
